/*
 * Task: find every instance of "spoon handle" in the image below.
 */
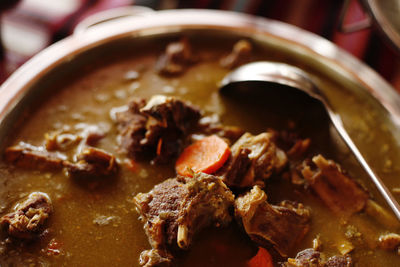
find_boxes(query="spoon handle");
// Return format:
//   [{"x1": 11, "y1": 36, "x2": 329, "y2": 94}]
[{"x1": 328, "y1": 110, "x2": 400, "y2": 221}]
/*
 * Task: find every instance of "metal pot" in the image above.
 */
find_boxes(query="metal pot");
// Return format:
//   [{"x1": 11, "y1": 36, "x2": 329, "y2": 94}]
[{"x1": 0, "y1": 8, "x2": 399, "y2": 208}]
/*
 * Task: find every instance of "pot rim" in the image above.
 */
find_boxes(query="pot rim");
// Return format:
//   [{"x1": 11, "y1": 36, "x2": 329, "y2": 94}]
[{"x1": 0, "y1": 9, "x2": 399, "y2": 126}]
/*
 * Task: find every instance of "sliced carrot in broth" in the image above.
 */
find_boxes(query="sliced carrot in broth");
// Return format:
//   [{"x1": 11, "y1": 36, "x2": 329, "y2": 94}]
[{"x1": 176, "y1": 135, "x2": 230, "y2": 177}]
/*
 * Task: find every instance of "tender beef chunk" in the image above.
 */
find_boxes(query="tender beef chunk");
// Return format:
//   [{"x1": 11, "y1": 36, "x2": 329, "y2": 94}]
[
  {"x1": 325, "y1": 255, "x2": 352, "y2": 267},
  {"x1": 0, "y1": 192, "x2": 52, "y2": 239},
  {"x1": 284, "y1": 248, "x2": 323, "y2": 266},
  {"x1": 270, "y1": 130, "x2": 311, "y2": 160},
  {"x1": 134, "y1": 173, "x2": 234, "y2": 265},
  {"x1": 113, "y1": 97, "x2": 149, "y2": 159},
  {"x1": 190, "y1": 114, "x2": 244, "y2": 145},
  {"x1": 218, "y1": 132, "x2": 288, "y2": 188},
  {"x1": 139, "y1": 249, "x2": 172, "y2": 267},
  {"x1": 45, "y1": 124, "x2": 107, "y2": 151},
  {"x1": 283, "y1": 248, "x2": 352, "y2": 267},
  {"x1": 45, "y1": 131, "x2": 82, "y2": 151},
  {"x1": 156, "y1": 38, "x2": 196, "y2": 76},
  {"x1": 378, "y1": 233, "x2": 400, "y2": 251},
  {"x1": 270, "y1": 130, "x2": 311, "y2": 186},
  {"x1": 235, "y1": 186, "x2": 310, "y2": 257},
  {"x1": 220, "y1": 39, "x2": 252, "y2": 69},
  {"x1": 114, "y1": 95, "x2": 200, "y2": 164},
  {"x1": 301, "y1": 155, "x2": 369, "y2": 216},
  {"x1": 4, "y1": 142, "x2": 66, "y2": 171},
  {"x1": 64, "y1": 147, "x2": 118, "y2": 178}
]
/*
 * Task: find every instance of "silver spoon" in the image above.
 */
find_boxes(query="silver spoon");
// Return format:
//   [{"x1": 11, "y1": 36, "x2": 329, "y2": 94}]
[{"x1": 219, "y1": 61, "x2": 400, "y2": 221}]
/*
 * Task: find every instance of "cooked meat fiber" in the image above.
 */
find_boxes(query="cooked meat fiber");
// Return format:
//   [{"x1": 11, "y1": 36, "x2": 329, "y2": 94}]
[
  {"x1": 0, "y1": 192, "x2": 52, "y2": 239},
  {"x1": 156, "y1": 38, "x2": 197, "y2": 76},
  {"x1": 114, "y1": 97, "x2": 149, "y2": 158},
  {"x1": 5, "y1": 142, "x2": 67, "y2": 171},
  {"x1": 235, "y1": 186, "x2": 310, "y2": 257},
  {"x1": 45, "y1": 125, "x2": 106, "y2": 151},
  {"x1": 114, "y1": 95, "x2": 200, "y2": 164},
  {"x1": 301, "y1": 155, "x2": 369, "y2": 215},
  {"x1": 283, "y1": 248, "x2": 353, "y2": 267},
  {"x1": 220, "y1": 39, "x2": 252, "y2": 69},
  {"x1": 134, "y1": 173, "x2": 234, "y2": 266},
  {"x1": 64, "y1": 147, "x2": 118, "y2": 178},
  {"x1": 378, "y1": 233, "x2": 400, "y2": 251},
  {"x1": 139, "y1": 249, "x2": 172, "y2": 267},
  {"x1": 218, "y1": 132, "x2": 287, "y2": 188}
]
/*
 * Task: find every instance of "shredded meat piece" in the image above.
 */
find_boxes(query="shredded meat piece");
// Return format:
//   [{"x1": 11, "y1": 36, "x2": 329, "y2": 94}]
[
  {"x1": 270, "y1": 130, "x2": 311, "y2": 186},
  {"x1": 4, "y1": 142, "x2": 66, "y2": 171},
  {"x1": 45, "y1": 124, "x2": 107, "y2": 151},
  {"x1": 113, "y1": 97, "x2": 149, "y2": 159},
  {"x1": 156, "y1": 38, "x2": 196, "y2": 76},
  {"x1": 284, "y1": 248, "x2": 323, "y2": 266},
  {"x1": 220, "y1": 39, "x2": 252, "y2": 69},
  {"x1": 301, "y1": 155, "x2": 369, "y2": 215},
  {"x1": 218, "y1": 132, "x2": 287, "y2": 188},
  {"x1": 378, "y1": 233, "x2": 400, "y2": 250},
  {"x1": 139, "y1": 249, "x2": 172, "y2": 267},
  {"x1": 235, "y1": 186, "x2": 310, "y2": 257},
  {"x1": 270, "y1": 130, "x2": 311, "y2": 160},
  {"x1": 325, "y1": 255, "x2": 353, "y2": 267},
  {"x1": 0, "y1": 192, "x2": 52, "y2": 239},
  {"x1": 45, "y1": 131, "x2": 82, "y2": 151},
  {"x1": 64, "y1": 147, "x2": 118, "y2": 178},
  {"x1": 114, "y1": 95, "x2": 200, "y2": 164},
  {"x1": 283, "y1": 248, "x2": 353, "y2": 267},
  {"x1": 134, "y1": 173, "x2": 234, "y2": 265}
]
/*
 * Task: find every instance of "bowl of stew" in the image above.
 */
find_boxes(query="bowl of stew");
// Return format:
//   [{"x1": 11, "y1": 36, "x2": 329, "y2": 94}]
[{"x1": 0, "y1": 9, "x2": 400, "y2": 266}]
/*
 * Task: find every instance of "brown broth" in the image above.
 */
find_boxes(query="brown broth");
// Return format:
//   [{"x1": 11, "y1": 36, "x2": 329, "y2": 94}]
[{"x1": 0, "y1": 38, "x2": 399, "y2": 266}]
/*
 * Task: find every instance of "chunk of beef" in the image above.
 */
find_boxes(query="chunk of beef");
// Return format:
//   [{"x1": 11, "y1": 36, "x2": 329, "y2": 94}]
[
  {"x1": 378, "y1": 233, "x2": 400, "y2": 251},
  {"x1": 139, "y1": 249, "x2": 172, "y2": 267},
  {"x1": 45, "y1": 123, "x2": 108, "y2": 151},
  {"x1": 0, "y1": 192, "x2": 52, "y2": 239},
  {"x1": 218, "y1": 132, "x2": 288, "y2": 188},
  {"x1": 113, "y1": 97, "x2": 149, "y2": 159},
  {"x1": 301, "y1": 155, "x2": 369, "y2": 215},
  {"x1": 284, "y1": 248, "x2": 323, "y2": 266},
  {"x1": 325, "y1": 255, "x2": 353, "y2": 267},
  {"x1": 220, "y1": 39, "x2": 252, "y2": 69},
  {"x1": 270, "y1": 130, "x2": 311, "y2": 186},
  {"x1": 141, "y1": 95, "x2": 201, "y2": 135},
  {"x1": 134, "y1": 173, "x2": 234, "y2": 265},
  {"x1": 235, "y1": 186, "x2": 310, "y2": 257},
  {"x1": 190, "y1": 114, "x2": 244, "y2": 145},
  {"x1": 283, "y1": 248, "x2": 352, "y2": 267},
  {"x1": 64, "y1": 147, "x2": 118, "y2": 178},
  {"x1": 270, "y1": 130, "x2": 311, "y2": 160},
  {"x1": 5, "y1": 142, "x2": 66, "y2": 171},
  {"x1": 156, "y1": 38, "x2": 196, "y2": 76},
  {"x1": 45, "y1": 131, "x2": 82, "y2": 151},
  {"x1": 114, "y1": 95, "x2": 200, "y2": 164}
]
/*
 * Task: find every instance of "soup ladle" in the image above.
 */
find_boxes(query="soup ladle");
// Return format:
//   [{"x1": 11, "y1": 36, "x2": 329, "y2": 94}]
[{"x1": 219, "y1": 61, "x2": 400, "y2": 221}]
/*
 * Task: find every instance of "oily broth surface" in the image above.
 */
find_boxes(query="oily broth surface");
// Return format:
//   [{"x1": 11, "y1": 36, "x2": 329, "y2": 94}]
[{"x1": 0, "y1": 42, "x2": 399, "y2": 266}]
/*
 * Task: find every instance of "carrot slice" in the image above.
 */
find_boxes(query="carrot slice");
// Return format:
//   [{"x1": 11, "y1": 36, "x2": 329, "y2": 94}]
[
  {"x1": 176, "y1": 135, "x2": 230, "y2": 177},
  {"x1": 247, "y1": 247, "x2": 273, "y2": 267}
]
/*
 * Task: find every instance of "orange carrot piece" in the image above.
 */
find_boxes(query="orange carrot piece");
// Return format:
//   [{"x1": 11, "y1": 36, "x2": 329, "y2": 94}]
[
  {"x1": 247, "y1": 247, "x2": 273, "y2": 267},
  {"x1": 156, "y1": 138, "x2": 163, "y2": 156},
  {"x1": 175, "y1": 135, "x2": 230, "y2": 177}
]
